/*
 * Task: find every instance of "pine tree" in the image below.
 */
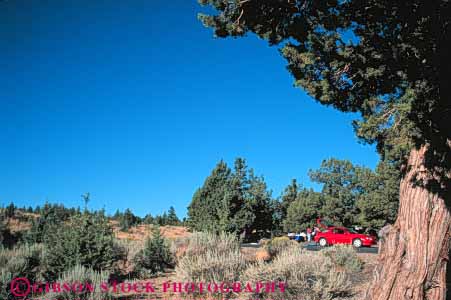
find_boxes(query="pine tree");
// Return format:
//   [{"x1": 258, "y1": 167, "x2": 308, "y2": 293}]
[
  {"x1": 309, "y1": 159, "x2": 358, "y2": 227},
  {"x1": 284, "y1": 189, "x2": 323, "y2": 232},
  {"x1": 143, "y1": 213, "x2": 154, "y2": 224},
  {"x1": 133, "y1": 226, "x2": 174, "y2": 276},
  {"x1": 120, "y1": 208, "x2": 138, "y2": 231},
  {"x1": 280, "y1": 179, "x2": 300, "y2": 222},
  {"x1": 187, "y1": 158, "x2": 274, "y2": 237},
  {"x1": 5, "y1": 202, "x2": 15, "y2": 218},
  {"x1": 166, "y1": 206, "x2": 180, "y2": 225},
  {"x1": 187, "y1": 160, "x2": 232, "y2": 232},
  {"x1": 356, "y1": 161, "x2": 400, "y2": 228},
  {"x1": 43, "y1": 211, "x2": 116, "y2": 281}
]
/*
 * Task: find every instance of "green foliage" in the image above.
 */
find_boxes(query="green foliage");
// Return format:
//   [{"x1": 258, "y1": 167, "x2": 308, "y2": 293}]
[
  {"x1": 187, "y1": 160, "x2": 231, "y2": 232},
  {"x1": 43, "y1": 212, "x2": 116, "y2": 281},
  {"x1": 133, "y1": 226, "x2": 174, "y2": 277},
  {"x1": 309, "y1": 158, "x2": 360, "y2": 226},
  {"x1": 356, "y1": 161, "x2": 400, "y2": 228},
  {"x1": 198, "y1": 0, "x2": 450, "y2": 198},
  {"x1": 24, "y1": 202, "x2": 79, "y2": 244},
  {"x1": 187, "y1": 158, "x2": 274, "y2": 237},
  {"x1": 284, "y1": 158, "x2": 399, "y2": 230},
  {"x1": 280, "y1": 179, "x2": 300, "y2": 220},
  {"x1": 119, "y1": 208, "x2": 140, "y2": 231},
  {"x1": 284, "y1": 189, "x2": 324, "y2": 231},
  {"x1": 5, "y1": 202, "x2": 15, "y2": 218},
  {"x1": 152, "y1": 207, "x2": 181, "y2": 226},
  {"x1": 166, "y1": 206, "x2": 181, "y2": 225},
  {"x1": 143, "y1": 213, "x2": 154, "y2": 224}
]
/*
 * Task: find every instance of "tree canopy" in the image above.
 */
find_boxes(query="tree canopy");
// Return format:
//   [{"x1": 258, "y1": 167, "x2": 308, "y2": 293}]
[
  {"x1": 198, "y1": 0, "x2": 450, "y2": 197},
  {"x1": 187, "y1": 158, "x2": 274, "y2": 237}
]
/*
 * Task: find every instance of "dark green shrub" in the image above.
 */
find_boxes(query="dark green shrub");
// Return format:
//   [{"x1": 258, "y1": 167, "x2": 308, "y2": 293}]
[
  {"x1": 43, "y1": 212, "x2": 116, "y2": 280},
  {"x1": 133, "y1": 226, "x2": 174, "y2": 277}
]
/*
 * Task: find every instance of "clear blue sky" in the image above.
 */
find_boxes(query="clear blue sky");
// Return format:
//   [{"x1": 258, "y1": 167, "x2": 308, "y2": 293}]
[{"x1": 0, "y1": 0, "x2": 378, "y2": 218}]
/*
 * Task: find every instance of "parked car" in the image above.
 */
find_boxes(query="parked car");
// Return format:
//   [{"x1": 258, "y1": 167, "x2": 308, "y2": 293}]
[{"x1": 313, "y1": 226, "x2": 377, "y2": 248}]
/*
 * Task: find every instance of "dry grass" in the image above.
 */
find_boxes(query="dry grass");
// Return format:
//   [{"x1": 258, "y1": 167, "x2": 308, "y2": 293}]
[
  {"x1": 175, "y1": 232, "x2": 247, "y2": 295},
  {"x1": 113, "y1": 224, "x2": 191, "y2": 241},
  {"x1": 4, "y1": 217, "x2": 32, "y2": 232},
  {"x1": 241, "y1": 247, "x2": 354, "y2": 300}
]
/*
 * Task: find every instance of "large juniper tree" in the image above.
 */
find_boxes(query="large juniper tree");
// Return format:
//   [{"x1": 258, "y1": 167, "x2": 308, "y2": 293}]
[{"x1": 197, "y1": 1, "x2": 451, "y2": 299}]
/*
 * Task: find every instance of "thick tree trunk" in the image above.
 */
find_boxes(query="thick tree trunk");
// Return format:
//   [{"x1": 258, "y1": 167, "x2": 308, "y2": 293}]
[{"x1": 365, "y1": 144, "x2": 451, "y2": 300}]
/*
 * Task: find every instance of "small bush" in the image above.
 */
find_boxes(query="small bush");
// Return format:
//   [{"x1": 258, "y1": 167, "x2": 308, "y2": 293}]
[
  {"x1": 170, "y1": 236, "x2": 190, "y2": 259},
  {"x1": 264, "y1": 236, "x2": 298, "y2": 257},
  {"x1": 108, "y1": 239, "x2": 143, "y2": 281},
  {"x1": 321, "y1": 244, "x2": 363, "y2": 273},
  {"x1": 241, "y1": 247, "x2": 352, "y2": 300},
  {"x1": 0, "y1": 244, "x2": 43, "y2": 300},
  {"x1": 133, "y1": 226, "x2": 174, "y2": 277},
  {"x1": 175, "y1": 232, "x2": 247, "y2": 295},
  {"x1": 43, "y1": 264, "x2": 110, "y2": 300}
]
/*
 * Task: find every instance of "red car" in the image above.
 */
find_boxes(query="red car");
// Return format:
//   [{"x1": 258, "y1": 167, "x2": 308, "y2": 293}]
[{"x1": 313, "y1": 226, "x2": 377, "y2": 248}]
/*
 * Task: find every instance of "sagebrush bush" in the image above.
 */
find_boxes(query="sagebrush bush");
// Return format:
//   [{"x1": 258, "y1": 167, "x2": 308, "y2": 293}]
[
  {"x1": 43, "y1": 264, "x2": 110, "y2": 300},
  {"x1": 240, "y1": 247, "x2": 352, "y2": 300},
  {"x1": 0, "y1": 244, "x2": 43, "y2": 300},
  {"x1": 112, "y1": 239, "x2": 141, "y2": 272},
  {"x1": 321, "y1": 244, "x2": 363, "y2": 273},
  {"x1": 264, "y1": 236, "x2": 298, "y2": 257},
  {"x1": 169, "y1": 236, "x2": 190, "y2": 259},
  {"x1": 133, "y1": 226, "x2": 174, "y2": 277},
  {"x1": 175, "y1": 231, "x2": 247, "y2": 295}
]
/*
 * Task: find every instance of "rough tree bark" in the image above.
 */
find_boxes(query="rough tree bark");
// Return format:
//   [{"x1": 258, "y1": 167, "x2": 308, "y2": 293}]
[{"x1": 365, "y1": 144, "x2": 451, "y2": 300}]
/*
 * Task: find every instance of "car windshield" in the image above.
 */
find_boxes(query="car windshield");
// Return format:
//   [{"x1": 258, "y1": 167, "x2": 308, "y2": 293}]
[{"x1": 346, "y1": 228, "x2": 358, "y2": 233}]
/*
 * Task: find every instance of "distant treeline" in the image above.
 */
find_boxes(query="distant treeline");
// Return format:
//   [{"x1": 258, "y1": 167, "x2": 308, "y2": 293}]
[
  {"x1": 187, "y1": 157, "x2": 400, "y2": 240},
  {"x1": 0, "y1": 201, "x2": 182, "y2": 247}
]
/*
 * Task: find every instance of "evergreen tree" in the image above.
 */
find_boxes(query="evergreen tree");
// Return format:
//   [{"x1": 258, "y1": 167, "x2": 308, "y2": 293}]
[
  {"x1": 120, "y1": 208, "x2": 139, "y2": 231},
  {"x1": 133, "y1": 226, "x2": 174, "y2": 276},
  {"x1": 187, "y1": 158, "x2": 274, "y2": 236},
  {"x1": 227, "y1": 158, "x2": 253, "y2": 234},
  {"x1": 244, "y1": 171, "x2": 274, "y2": 238},
  {"x1": 309, "y1": 159, "x2": 358, "y2": 226},
  {"x1": 356, "y1": 161, "x2": 400, "y2": 228},
  {"x1": 5, "y1": 202, "x2": 15, "y2": 218},
  {"x1": 284, "y1": 189, "x2": 323, "y2": 231},
  {"x1": 197, "y1": 2, "x2": 450, "y2": 298},
  {"x1": 24, "y1": 203, "x2": 71, "y2": 243},
  {"x1": 166, "y1": 206, "x2": 180, "y2": 225},
  {"x1": 43, "y1": 211, "x2": 116, "y2": 281},
  {"x1": 143, "y1": 213, "x2": 154, "y2": 224},
  {"x1": 187, "y1": 160, "x2": 232, "y2": 232},
  {"x1": 279, "y1": 179, "x2": 300, "y2": 223}
]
